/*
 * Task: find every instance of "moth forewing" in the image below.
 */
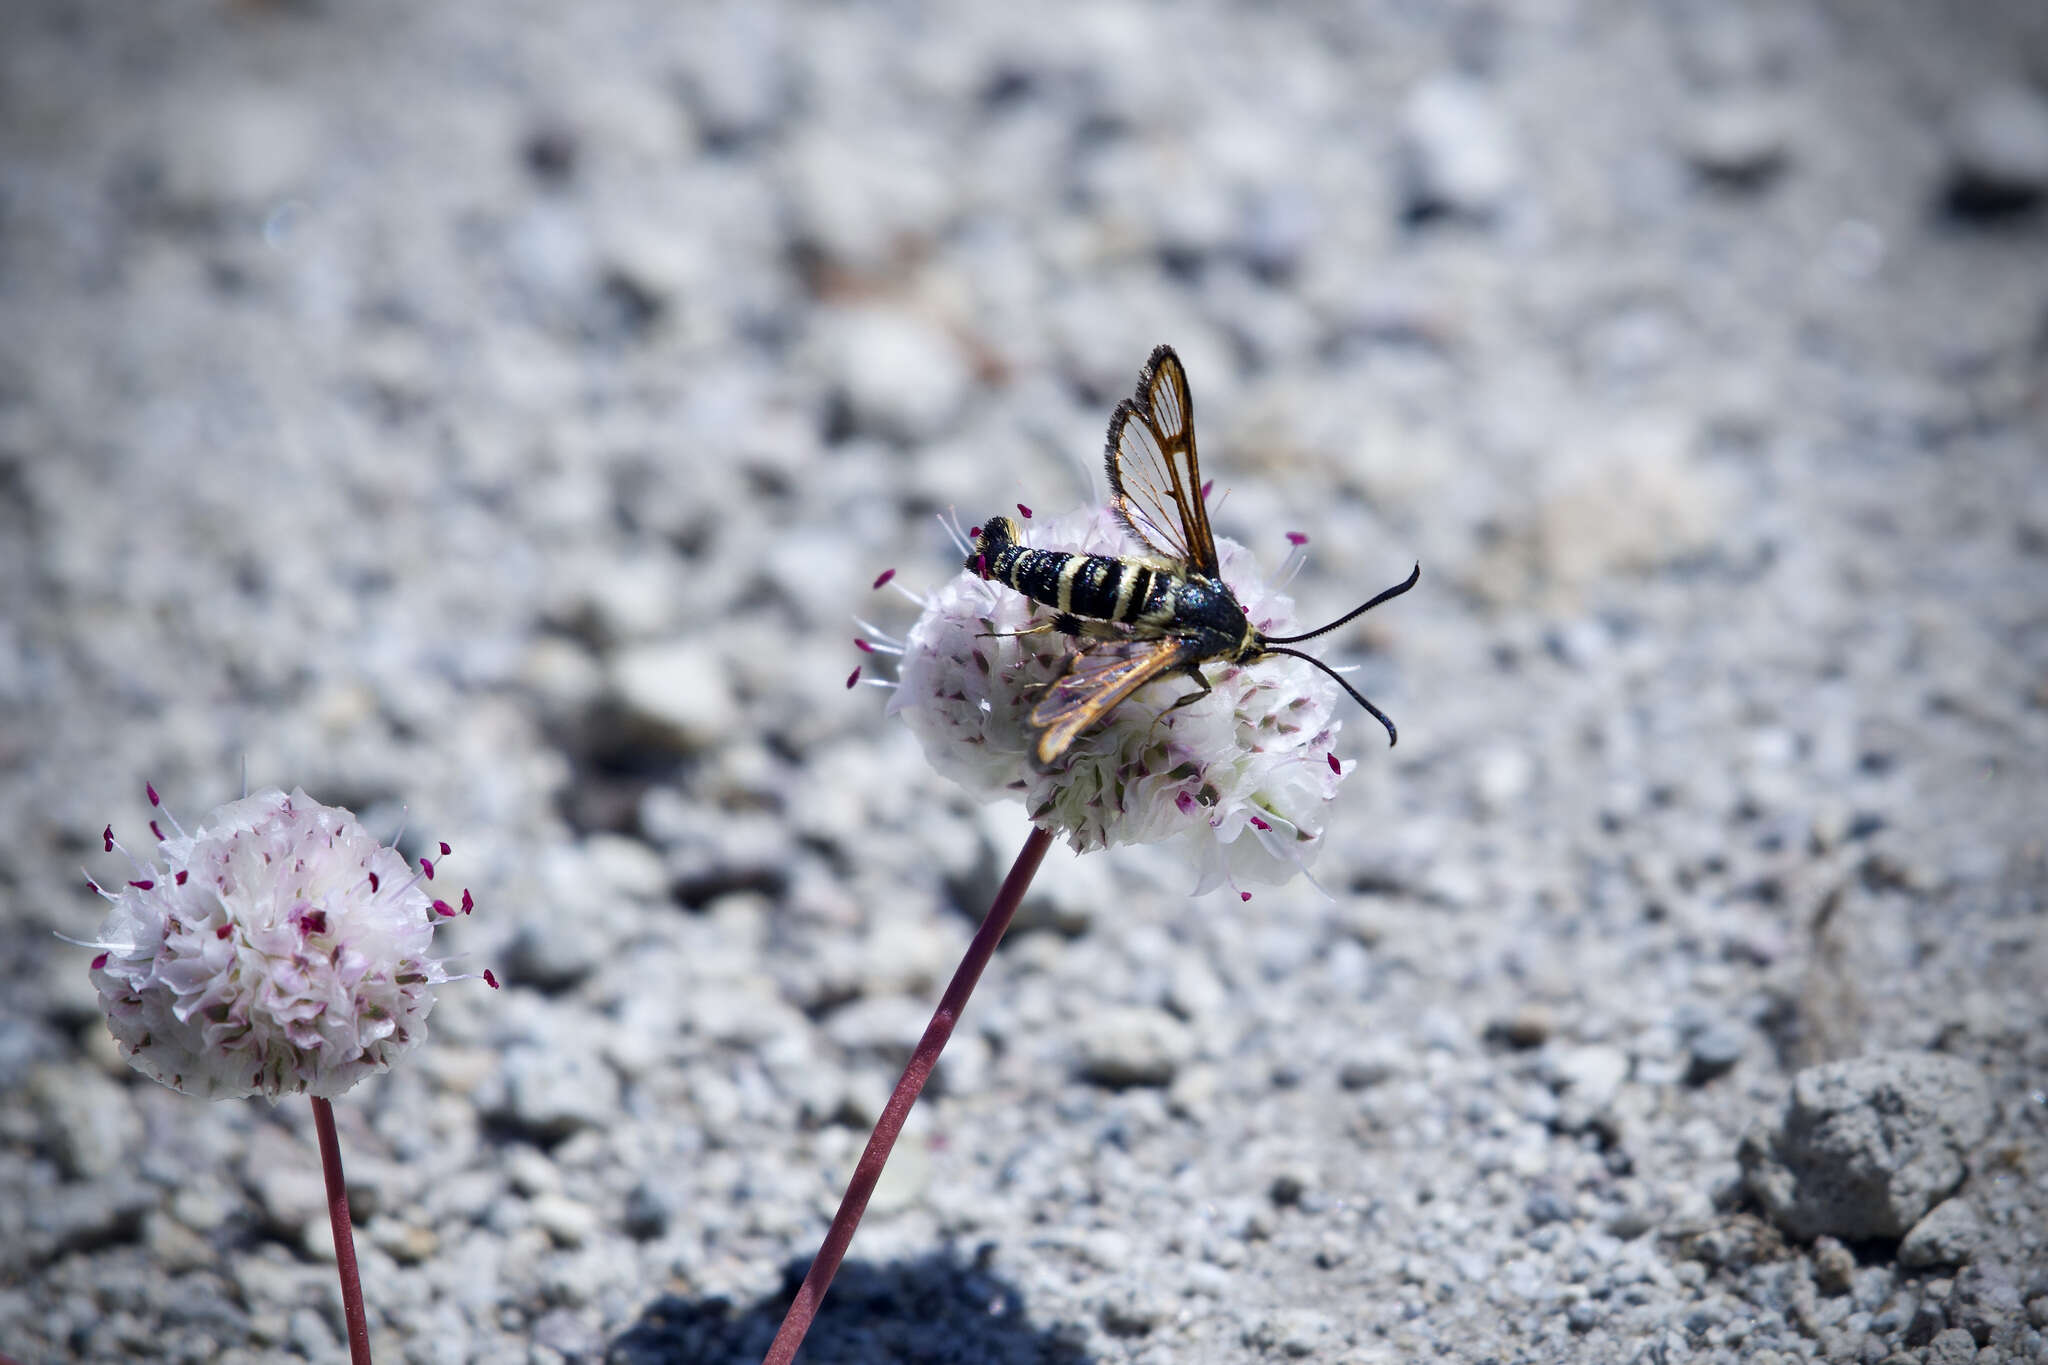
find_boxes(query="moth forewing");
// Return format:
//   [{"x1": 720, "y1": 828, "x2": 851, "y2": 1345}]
[{"x1": 1028, "y1": 637, "x2": 1201, "y2": 767}]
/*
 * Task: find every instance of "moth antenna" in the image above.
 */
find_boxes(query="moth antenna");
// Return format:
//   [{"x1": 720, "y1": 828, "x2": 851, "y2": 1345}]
[
  {"x1": 1262, "y1": 647, "x2": 1400, "y2": 746},
  {"x1": 1264, "y1": 563, "x2": 1419, "y2": 645}
]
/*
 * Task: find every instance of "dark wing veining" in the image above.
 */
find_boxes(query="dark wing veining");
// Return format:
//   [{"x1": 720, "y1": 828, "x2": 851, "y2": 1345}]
[
  {"x1": 1105, "y1": 344, "x2": 1219, "y2": 578},
  {"x1": 1028, "y1": 635, "x2": 1202, "y2": 766}
]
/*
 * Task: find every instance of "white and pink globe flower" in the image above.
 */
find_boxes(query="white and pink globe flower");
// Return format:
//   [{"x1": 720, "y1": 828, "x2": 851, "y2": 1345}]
[
  {"x1": 84, "y1": 785, "x2": 492, "y2": 1102},
  {"x1": 879, "y1": 504, "x2": 1351, "y2": 898}
]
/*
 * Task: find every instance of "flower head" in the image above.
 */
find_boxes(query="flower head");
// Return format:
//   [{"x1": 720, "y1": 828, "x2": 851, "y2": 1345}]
[
  {"x1": 84, "y1": 786, "x2": 483, "y2": 1101},
  {"x1": 889, "y1": 505, "x2": 1349, "y2": 894}
]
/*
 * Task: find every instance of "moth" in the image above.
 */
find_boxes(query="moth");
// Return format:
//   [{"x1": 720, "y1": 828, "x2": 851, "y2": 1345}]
[{"x1": 968, "y1": 343, "x2": 1419, "y2": 767}]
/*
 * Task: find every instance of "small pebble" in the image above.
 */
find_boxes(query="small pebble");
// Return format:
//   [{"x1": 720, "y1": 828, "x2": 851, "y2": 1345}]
[
  {"x1": 1946, "y1": 83, "x2": 2048, "y2": 216},
  {"x1": 530, "y1": 1194, "x2": 600, "y2": 1248},
  {"x1": 1075, "y1": 1007, "x2": 1194, "y2": 1089},
  {"x1": 1900, "y1": 1198, "x2": 1983, "y2": 1268},
  {"x1": 1813, "y1": 1236, "x2": 1856, "y2": 1296}
]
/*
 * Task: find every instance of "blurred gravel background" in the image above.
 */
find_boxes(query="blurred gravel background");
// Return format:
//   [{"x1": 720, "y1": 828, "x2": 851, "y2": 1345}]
[{"x1": 2, "y1": 2, "x2": 2046, "y2": 1362}]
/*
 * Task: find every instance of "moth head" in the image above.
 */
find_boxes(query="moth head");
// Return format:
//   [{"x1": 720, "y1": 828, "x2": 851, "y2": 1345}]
[{"x1": 965, "y1": 516, "x2": 1020, "y2": 574}]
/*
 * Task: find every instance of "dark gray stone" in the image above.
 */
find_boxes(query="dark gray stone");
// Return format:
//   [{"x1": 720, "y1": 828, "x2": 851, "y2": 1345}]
[
  {"x1": 1738, "y1": 1053, "x2": 1993, "y2": 1241},
  {"x1": 1948, "y1": 1263, "x2": 2024, "y2": 1347}
]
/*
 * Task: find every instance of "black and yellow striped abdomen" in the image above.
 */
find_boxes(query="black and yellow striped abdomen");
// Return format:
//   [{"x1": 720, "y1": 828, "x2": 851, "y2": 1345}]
[{"x1": 968, "y1": 517, "x2": 1175, "y2": 627}]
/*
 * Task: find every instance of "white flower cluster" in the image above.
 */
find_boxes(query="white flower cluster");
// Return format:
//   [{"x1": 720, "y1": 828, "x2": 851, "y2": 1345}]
[
  {"x1": 87, "y1": 787, "x2": 476, "y2": 1101},
  {"x1": 890, "y1": 506, "x2": 1347, "y2": 895}
]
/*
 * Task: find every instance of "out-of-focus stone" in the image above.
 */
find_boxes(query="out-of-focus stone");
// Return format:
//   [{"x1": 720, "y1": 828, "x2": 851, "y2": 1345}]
[
  {"x1": 609, "y1": 640, "x2": 740, "y2": 753},
  {"x1": 1075, "y1": 1007, "x2": 1195, "y2": 1088},
  {"x1": 1946, "y1": 83, "x2": 2048, "y2": 216},
  {"x1": 1398, "y1": 77, "x2": 1519, "y2": 221},
  {"x1": 817, "y1": 306, "x2": 973, "y2": 444}
]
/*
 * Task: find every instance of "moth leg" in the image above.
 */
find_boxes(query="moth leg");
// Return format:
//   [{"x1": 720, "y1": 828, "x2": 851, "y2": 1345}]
[
  {"x1": 1143, "y1": 663, "x2": 1214, "y2": 746},
  {"x1": 1161, "y1": 662, "x2": 1213, "y2": 713},
  {"x1": 979, "y1": 621, "x2": 1060, "y2": 640},
  {"x1": 980, "y1": 612, "x2": 1097, "y2": 641}
]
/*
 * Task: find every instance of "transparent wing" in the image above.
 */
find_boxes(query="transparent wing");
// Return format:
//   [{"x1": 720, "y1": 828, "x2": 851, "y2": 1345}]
[
  {"x1": 1029, "y1": 636, "x2": 1201, "y2": 767},
  {"x1": 1105, "y1": 344, "x2": 1220, "y2": 577}
]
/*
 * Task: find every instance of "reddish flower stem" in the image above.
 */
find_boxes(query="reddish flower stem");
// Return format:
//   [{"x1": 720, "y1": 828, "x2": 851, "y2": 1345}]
[
  {"x1": 763, "y1": 824, "x2": 1054, "y2": 1365},
  {"x1": 311, "y1": 1096, "x2": 373, "y2": 1365}
]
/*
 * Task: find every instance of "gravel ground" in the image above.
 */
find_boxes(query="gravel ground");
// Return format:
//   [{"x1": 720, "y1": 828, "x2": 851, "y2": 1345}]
[{"x1": 3, "y1": 2, "x2": 2046, "y2": 1362}]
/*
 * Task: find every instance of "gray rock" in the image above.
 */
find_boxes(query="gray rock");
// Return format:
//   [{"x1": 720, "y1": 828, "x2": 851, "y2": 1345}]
[
  {"x1": 21, "y1": 1178, "x2": 154, "y2": 1268},
  {"x1": 530, "y1": 1193, "x2": 600, "y2": 1248},
  {"x1": 156, "y1": 86, "x2": 322, "y2": 209},
  {"x1": 497, "y1": 1042, "x2": 622, "y2": 1140},
  {"x1": 1905, "y1": 1292, "x2": 1948, "y2": 1347},
  {"x1": 1486, "y1": 1003, "x2": 1554, "y2": 1050},
  {"x1": 30, "y1": 1064, "x2": 141, "y2": 1180},
  {"x1": 817, "y1": 306, "x2": 973, "y2": 444},
  {"x1": 1813, "y1": 1235, "x2": 1856, "y2": 1295},
  {"x1": 1098, "y1": 1280, "x2": 1174, "y2": 1337},
  {"x1": 1900, "y1": 1197, "x2": 1983, "y2": 1268},
  {"x1": 1397, "y1": 77, "x2": 1519, "y2": 221},
  {"x1": 1923, "y1": 1326, "x2": 1978, "y2": 1365},
  {"x1": 1075, "y1": 1006, "x2": 1194, "y2": 1088},
  {"x1": 1337, "y1": 1043, "x2": 1404, "y2": 1091},
  {"x1": 1738, "y1": 1052, "x2": 1992, "y2": 1241},
  {"x1": 609, "y1": 641, "x2": 741, "y2": 753},
  {"x1": 1471, "y1": 742, "x2": 1535, "y2": 815},
  {"x1": 287, "y1": 1306, "x2": 339, "y2": 1359},
  {"x1": 584, "y1": 833, "x2": 670, "y2": 901},
  {"x1": 1245, "y1": 1307, "x2": 1337, "y2": 1358},
  {"x1": 368, "y1": 1219, "x2": 438, "y2": 1266},
  {"x1": 785, "y1": 130, "x2": 951, "y2": 270},
  {"x1": 1240, "y1": 184, "x2": 1316, "y2": 282},
  {"x1": 822, "y1": 993, "x2": 931, "y2": 1068},
  {"x1": 1526, "y1": 1185, "x2": 1574, "y2": 1227},
  {"x1": 1683, "y1": 97, "x2": 1792, "y2": 188},
  {"x1": 621, "y1": 1182, "x2": 672, "y2": 1240},
  {"x1": 142, "y1": 1209, "x2": 214, "y2": 1274},
  {"x1": 531, "y1": 1306, "x2": 603, "y2": 1360},
  {"x1": 1551, "y1": 1043, "x2": 1630, "y2": 1112},
  {"x1": 1685, "y1": 1022, "x2": 1745, "y2": 1085},
  {"x1": 1947, "y1": 1262, "x2": 2023, "y2": 1348},
  {"x1": 675, "y1": 9, "x2": 789, "y2": 146},
  {"x1": 1946, "y1": 83, "x2": 2048, "y2": 214},
  {"x1": 241, "y1": 1128, "x2": 325, "y2": 1240},
  {"x1": 503, "y1": 912, "x2": 605, "y2": 992}
]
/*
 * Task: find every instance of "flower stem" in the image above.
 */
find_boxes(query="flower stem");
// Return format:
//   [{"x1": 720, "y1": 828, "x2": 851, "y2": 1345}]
[
  {"x1": 311, "y1": 1096, "x2": 373, "y2": 1365},
  {"x1": 762, "y1": 824, "x2": 1054, "y2": 1365}
]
